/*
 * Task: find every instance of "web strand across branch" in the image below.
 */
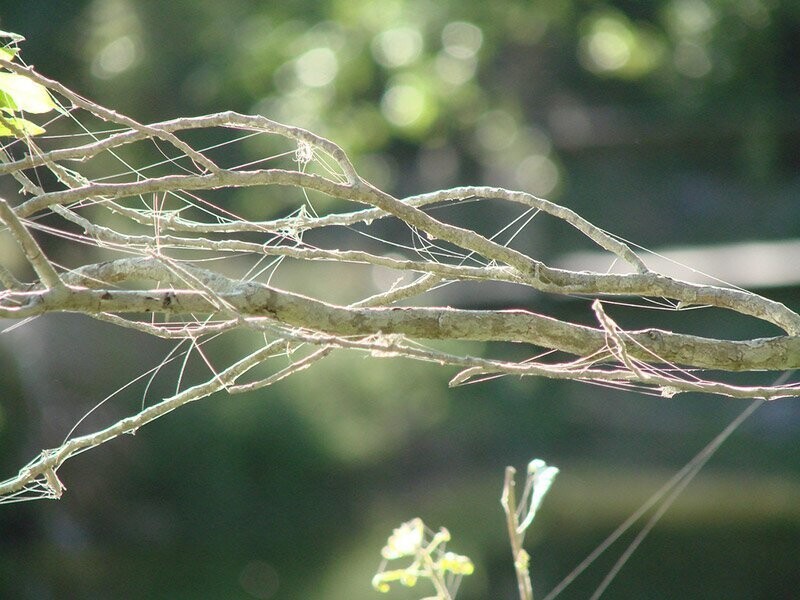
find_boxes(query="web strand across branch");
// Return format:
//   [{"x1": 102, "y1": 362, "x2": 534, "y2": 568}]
[{"x1": 0, "y1": 62, "x2": 798, "y2": 502}]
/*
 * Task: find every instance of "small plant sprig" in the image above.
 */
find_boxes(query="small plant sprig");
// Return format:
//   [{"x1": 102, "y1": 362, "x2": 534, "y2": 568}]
[
  {"x1": 372, "y1": 517, "x2": 474, "y2": 600},
  {"x1": 373, "y1": 459, "x2": 558, "y2": 599},
  {"x1": 502, "y1": 459, "x2": 560, "y2": 600}
]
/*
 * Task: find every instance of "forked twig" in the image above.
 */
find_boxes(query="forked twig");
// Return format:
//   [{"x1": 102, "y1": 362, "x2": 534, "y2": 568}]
[{"x1": 1, "y1": 60, "x2": 798, "y2": 503}]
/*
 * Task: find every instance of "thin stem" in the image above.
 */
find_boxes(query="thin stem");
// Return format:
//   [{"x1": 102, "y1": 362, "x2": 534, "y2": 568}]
[{"x1": 502, "y1": 466, "x2": 534, "y2": 600}]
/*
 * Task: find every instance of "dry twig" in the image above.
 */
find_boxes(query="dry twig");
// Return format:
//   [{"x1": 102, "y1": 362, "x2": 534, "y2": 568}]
[{"x1": 1, "y1": 63, "x2": 798, "y2": 502}]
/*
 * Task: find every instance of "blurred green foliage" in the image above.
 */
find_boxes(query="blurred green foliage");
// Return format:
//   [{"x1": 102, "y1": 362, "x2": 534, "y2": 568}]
[{"x1": 1, "y1": 0, "x2": 799, "y2": 598}]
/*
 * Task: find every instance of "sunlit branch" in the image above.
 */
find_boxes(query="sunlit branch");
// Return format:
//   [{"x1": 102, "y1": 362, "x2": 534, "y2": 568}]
[{"x1": 1, "y1": 61, "x2": 798, "y2": 503}]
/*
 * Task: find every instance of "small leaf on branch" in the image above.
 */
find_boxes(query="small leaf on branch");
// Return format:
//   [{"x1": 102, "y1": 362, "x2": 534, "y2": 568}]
[
  {"x1": 0, "y1": 47, "x2": 18, "y2": 61},
  {"x1": 0, "y1": 114, "x2": 45, "y2": 137},
  {"x1": 0, "y1": 72, "x2": 58, "y2": 114}
]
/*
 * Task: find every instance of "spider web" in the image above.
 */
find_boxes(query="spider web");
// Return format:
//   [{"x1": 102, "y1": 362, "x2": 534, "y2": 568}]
[{"x1": 0, "y1": 52, "x2": 797, "y2": 600}]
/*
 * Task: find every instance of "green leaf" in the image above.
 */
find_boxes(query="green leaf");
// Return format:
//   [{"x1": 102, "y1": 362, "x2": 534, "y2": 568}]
[
  {"x1": 0, "y1": 115, "x2": 46, "y2": 137},
  {"x1": 0, "y1": 89, "x2": 15, "y2": 113},
  {"x1": 0, "y1": 72, "x2": 57, "y2": 114},
  {"x1": 0, "y1": 47, "x2": 18, "y2": 61}
]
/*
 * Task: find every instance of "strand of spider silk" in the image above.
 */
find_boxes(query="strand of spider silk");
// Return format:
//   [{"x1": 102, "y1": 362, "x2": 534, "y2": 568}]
[
  {"x1": 542, "y1": 399, "x2": 762, "y2": 600},
  {"x1": 587, "y1": 397, "x2": 765, "y2": 600},
  {"x1": 542, "y1": 369, "x2": 793, "y2": 600}
]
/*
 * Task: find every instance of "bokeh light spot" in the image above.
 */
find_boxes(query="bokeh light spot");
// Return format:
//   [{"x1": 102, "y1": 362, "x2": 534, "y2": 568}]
[
  {"x1": 91, "y1": 35, "x2": 138, "y2": 79},
  {"x1": 371, "y1": 26, "x2": 423, "y2": 68},
  {"x1": 295, "y1": 47, "x2": 339, "y2": 88},
  {"x1": 434, "y1": 52, "x2": 477, "y2": 86},
  {"x1": 666, "y1": 0, "x2": 717, "y2": 37},
  {"x1": 582, "y1": 19, "x2": 633, "y2": 72},
  {"x1": 441, "y1": 21, "x2": 483, "y2": 59},
  {"x1": 475, "y1": 110, "x2": 518, "y2": 152},
  {"x1": 381, "y1": 83, "x2": 426, "y2": 127},
  {"x1": 674, "y1": 41, "x2": 712, "y2": 77},
  {"x1": 579, "y1": 12, "x2": 665, "y2": 77},
  {"x1": 515, "y1": 154, "x2": 560, "y2": 197}
]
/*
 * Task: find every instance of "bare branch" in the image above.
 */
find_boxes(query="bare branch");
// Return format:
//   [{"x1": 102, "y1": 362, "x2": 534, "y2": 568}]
[
  {"x1": 1, "y1": 62, "x2": 797, "y2": 503},
  {"x1": 0, "y1": 197, "x2": 62, "y2": 289},
  {"x1": 0, "y1": 58, "x2": 221, "y2": 175}
]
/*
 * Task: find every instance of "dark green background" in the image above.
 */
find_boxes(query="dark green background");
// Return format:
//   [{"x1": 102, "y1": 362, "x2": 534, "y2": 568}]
[{"x1": 1, "y1": 1, "x2": 799, "y2": 598}]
